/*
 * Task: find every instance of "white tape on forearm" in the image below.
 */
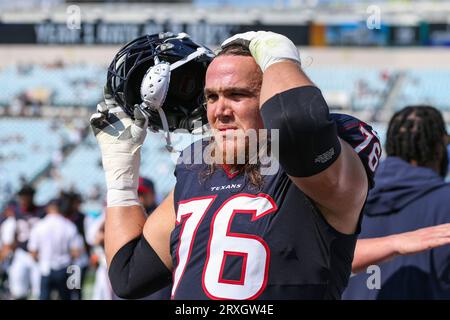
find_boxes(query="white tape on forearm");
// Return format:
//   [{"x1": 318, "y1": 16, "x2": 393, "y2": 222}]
[
  {"x1": 101, "y1": 146, "x2": 141, "y2": 191},
  {"x1": 107, "y1": 189, "x2": 140, "y2": 207}
]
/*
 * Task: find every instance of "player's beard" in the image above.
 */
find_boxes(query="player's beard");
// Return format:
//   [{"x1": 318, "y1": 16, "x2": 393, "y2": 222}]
[
  {"x1": 201, "y1": 130, "x2": 267, "y2": 191},
  {"x1": 211, "y1": 128, "x2": 253, "y2": 167}
]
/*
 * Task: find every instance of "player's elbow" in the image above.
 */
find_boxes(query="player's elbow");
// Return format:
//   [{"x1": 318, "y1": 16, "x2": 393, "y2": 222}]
[
  {"x1": 109, "y1": 277, "x2": 143, "y2": 300},
  {"x1": 108, "y1": 236, "x2": 172, "y2": 299},
  {"x1": 109, "y1": 278, "x2": 134, "y2": 299},
  {"x1": 109, "y1": 265, "x2": 170, "y2": 300}
]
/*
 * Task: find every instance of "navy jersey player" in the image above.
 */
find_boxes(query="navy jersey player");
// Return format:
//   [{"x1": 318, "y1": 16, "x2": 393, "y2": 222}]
[
  {"x1": 1, "y1": 186, "x2": 44, "y2": 299},
  {"x1": 168, "y1": 113, "x2": 379, "y2": 300},
  {"x1": 90, "y1": 31, "x2": 381, "y2": 299}
]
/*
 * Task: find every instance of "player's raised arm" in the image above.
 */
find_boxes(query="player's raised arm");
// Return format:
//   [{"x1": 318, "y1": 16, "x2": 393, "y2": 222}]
[
  {"x1": 91, "y1": 88, "x2": 173, "y2": 299},
  {"x1": 221, "y1": 31, "x2": 369, "y2": 235}
]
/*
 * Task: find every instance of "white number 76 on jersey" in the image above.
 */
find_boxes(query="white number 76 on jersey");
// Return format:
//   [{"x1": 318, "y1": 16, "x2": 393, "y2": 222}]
[
  {"x1": 172, "y1": 194, "x2": 277, "y2": 300},
  {"x1": 354, "y1": 125, "x2": 382, "y2": 172}
]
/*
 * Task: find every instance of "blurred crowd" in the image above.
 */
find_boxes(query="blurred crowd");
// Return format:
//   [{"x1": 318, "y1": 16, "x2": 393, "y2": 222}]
[
  {"x1": 0, "y1": 176, "x2": 165, "y2": 300},
  {"x1": 0, "y1": 60, "x2": 104, "y2": 117},
  {"x1": 0, "y1": 116, "x2": 88, "y2": 210}
]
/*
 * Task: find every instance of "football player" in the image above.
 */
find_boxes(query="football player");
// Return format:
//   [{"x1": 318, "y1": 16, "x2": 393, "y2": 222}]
[
  {"x1": 1, "y1": 185, "x2": 44, "y2": 299},
  {"x1": 91, "y1": 31, "x2": 381, "y2": 299}
]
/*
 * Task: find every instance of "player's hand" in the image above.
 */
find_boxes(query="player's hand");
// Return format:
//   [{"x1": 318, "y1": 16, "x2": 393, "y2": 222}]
[
  {"x1": 391, "y1": 223, "x2": 450, "y2": 256},
  {"x1": 90, "y1": 87, "x2": 148, "y2": 206},
  {"x1": 352, "y1": 223, "x2": 450, "y2": 274},
  {"x1": 221, "y1": 31, "x2": 301, "y2": 72}
]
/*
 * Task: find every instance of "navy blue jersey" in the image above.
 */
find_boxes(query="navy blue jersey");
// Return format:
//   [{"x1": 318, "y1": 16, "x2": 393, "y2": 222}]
[
  {"x1": 343, "y1": 156, "x2": 450, "y2": 299},
  {"x1": 14, "y1": 205, "x2": 45, "y2": 251},
  {"x1": 170, "y1": 113, "x2": 381, "y2": 300}
]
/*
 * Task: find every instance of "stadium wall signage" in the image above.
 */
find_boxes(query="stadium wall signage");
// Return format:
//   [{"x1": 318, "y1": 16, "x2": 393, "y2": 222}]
[
  {"x1": 0, "y1": 20, "x2": 448, "y2": 46},
  {"x1": 0, "y1": 21, "x2": 308, "y2": 46}
]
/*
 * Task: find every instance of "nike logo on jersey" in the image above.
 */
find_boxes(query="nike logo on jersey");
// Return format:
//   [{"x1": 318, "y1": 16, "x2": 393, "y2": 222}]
[{"x1": 210, "y1": 184, "x2": 242, "y2": 192}]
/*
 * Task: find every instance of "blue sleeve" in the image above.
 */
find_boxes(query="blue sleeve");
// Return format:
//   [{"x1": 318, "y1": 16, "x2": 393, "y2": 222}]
[{"x1": 430, "y1": 189, "x2": 450, "y2": 292}]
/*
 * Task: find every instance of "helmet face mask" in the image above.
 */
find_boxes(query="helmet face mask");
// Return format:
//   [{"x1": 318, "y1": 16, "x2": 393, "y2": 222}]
[{"x1": 106, "y1": 32, "x2": 214, "y2": 133}]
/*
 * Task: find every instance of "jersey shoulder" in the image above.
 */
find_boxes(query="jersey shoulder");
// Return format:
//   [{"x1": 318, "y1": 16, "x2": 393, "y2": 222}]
[{"x1": 331, "y1": 113, "x2": 382, "y2": 189}]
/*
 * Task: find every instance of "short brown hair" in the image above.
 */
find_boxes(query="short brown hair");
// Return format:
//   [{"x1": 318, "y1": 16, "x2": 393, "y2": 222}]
[{"x1": 216, "y1": 43, "x2": 252, "y2": 57}]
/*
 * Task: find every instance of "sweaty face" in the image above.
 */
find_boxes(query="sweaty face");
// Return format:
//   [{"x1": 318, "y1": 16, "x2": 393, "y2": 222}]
[{"x1": 205, "y1": 55, "x2": 263, "y2": 164}]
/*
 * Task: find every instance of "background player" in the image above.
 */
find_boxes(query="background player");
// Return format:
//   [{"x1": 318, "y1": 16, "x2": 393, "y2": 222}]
[
  {"x1": 28, "y1": 197, "x2": 83, "y2": 300},
  {"x1": 344, "y1": 106, "x2": 450, "y2": 299},
  {"x1": 0, "y1": 185, "x2": 44, "y2": 299}
]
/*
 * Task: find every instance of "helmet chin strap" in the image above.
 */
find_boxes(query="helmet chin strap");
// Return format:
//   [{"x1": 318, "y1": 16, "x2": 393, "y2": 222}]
[
  {"x1": 140, "y1": 103, "x2": 175, "y2": 153},
  {"x1": 140, "y1": 46, "x2": 211, "y2": 153}
]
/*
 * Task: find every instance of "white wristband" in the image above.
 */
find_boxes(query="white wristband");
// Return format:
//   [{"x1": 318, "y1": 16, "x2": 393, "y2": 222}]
[{"x1": 107, "y1": 189, "x2": 140, "y2": 207}]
